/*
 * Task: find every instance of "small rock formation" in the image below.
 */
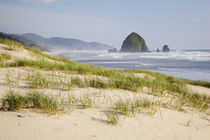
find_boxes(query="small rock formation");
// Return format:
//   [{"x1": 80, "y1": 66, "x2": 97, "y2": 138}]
[
  {"x1": 157, "y1": 48, "x2": 160, "y2": 52},
  {"x1": 163, "y1": 45, "x2": 170, "y2": 52},
  {"x1": 120, "y1": 32, "x2": 148, "y2": 52},
  {"x1": 108, "y1": 48, "x2": 118, "y2": 53}
]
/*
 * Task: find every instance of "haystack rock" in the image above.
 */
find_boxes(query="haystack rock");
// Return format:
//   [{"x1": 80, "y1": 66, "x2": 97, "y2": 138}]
[
  {"x1": 120, "y1": 32, "x2": 148, "y2": 52},
  {"x1": 163, "y1": 45, "x2": 170, "y2": 52}
]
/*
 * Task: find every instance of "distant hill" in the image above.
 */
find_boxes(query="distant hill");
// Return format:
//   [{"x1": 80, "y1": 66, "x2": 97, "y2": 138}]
[
  {"x1": 0, "y1": 32, "x2": 113, "y2": 51},
  {"x1": 17, "y1": 33, "x2": 113, "y2": 51},
  {"x1": 0, "y1": 32, "x2": 49, "y2": 51}
]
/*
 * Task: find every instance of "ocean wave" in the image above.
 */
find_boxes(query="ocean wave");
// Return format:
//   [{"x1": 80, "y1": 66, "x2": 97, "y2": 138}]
[
  {"x1": 158, "y1": 67, "x2": 184, "y2": 72},
  {"x1": 65, "y1": 50, "x2": 210, "y2": 62},
  {"x1": 91, "y1": 61, "x2": 129, "y2": 64},
  {"x1": 97, "y1": 51, "x2": 210, "y2": 62}
]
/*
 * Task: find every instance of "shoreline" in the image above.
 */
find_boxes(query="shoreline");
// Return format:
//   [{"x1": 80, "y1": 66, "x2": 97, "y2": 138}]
[{"x1": 48, "y1": 51, "x2": 210, "y2": 82}]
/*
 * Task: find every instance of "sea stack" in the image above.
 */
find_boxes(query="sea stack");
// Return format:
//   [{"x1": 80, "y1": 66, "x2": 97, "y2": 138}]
[
  {"x1": 120, "y1": 32, "x2": 148, "y2": 52},
  {"x1": 108, "y1": 48, "x2": 118, "y2": 53},
  {"x1": 163, "y1": 45, "x2": 170, "y2": 52}
]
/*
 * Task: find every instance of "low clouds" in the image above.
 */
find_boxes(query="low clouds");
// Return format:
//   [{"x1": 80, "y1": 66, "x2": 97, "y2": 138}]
[{"x1": 20, "y1": 0, "x2": 56, "y2": 4}]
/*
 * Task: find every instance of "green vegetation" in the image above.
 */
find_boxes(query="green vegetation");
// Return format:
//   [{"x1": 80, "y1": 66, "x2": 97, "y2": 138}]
[
  {"x1": 7, "y1": 57, "x2": 187, "y2": 94},
  {"x1": 114, "y1": 99, "x2": 136, "y2": 116},
  {"x1": 5, "y1": 70, "x2": 14, "y2": 85},
  {"x1": 1, "y1": 91, "x2": 59, "y2": 114},
  {"x1": 71, "y1": 77, "x2": 85, "y2": 87},
  {"x1": 1, "y1": 91, "x2": 25, "y2": 111},
  {"x1": 0, "y1": 53, "x2": 12, "y2": 66},
  {"x1": 114, "y1": 98, "x2": 155, "y2": 116},
  {"x1": 0, "y1": 53, "x2": 12, "y2": 60},
  {"x1": 26, "y1": 92, "x2": 59, "y2": 114},
  {"x1": 27, "y1": 71, "x2": 71, "y2": 90},
  {"x1": 27, "y1": 71, "x2": 50, "y2": 88},
  {"x1": 80, "y1": 94, "x2": 95, "y2": 108},
  {"x1": 68, "y1": 94, "x2": 78, "y2": 105},
  {"x1": 181, "y1": 92, "x2": 209, "y2": 111},
  {"x1": 0, "y1": 38, "x2": 24, "y2": 50},
  {"x1": 106, "y1": 112, "x2": 119, "y2": 125},
  {"x1": 188, "y1": 80, "x2": 210, "y2": 88},
  {"x1": 185, "y1": 120, "x2": 191, "y2": 127},
  {"x1": 87, "y1": 78, "x2": 108, "y2": 89}
]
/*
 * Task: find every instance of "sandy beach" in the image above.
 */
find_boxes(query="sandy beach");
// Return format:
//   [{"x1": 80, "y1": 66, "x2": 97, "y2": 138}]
[{"x1": 0, "y1": 43, "x2": 210, "y2": 140}]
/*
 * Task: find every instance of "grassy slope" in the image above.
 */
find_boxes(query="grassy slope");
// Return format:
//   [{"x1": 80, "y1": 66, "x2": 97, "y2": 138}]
[{"x1": 0, "y1": 38, "x2": 210, "y2": 114}]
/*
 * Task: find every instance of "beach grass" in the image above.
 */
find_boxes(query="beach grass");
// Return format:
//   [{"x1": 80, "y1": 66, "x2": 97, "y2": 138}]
[
  {"x1": 27, "y1": 71, "x2": 51, "y2": 88},
  {"x1": 188, "y1": 80, "x2": 210, "y2": 88},
  {"x1": 114, "y1": 98, "x2": 155, "y2": 117},
  {"x1": 1, "y1": 91, "x2": 59, "y2": 114},
  {"x1": 0, "y1": 53, "x2": 12, "y2": 60},
  {"x1": 87, "y1": 78, "x2": 109, "y2": 89},
  {"x1": 1, "y1": 91, "x2": 26, "y2": 111},
  {"x1": 80, "y1": 94, "x2": 95, "y2": 108},
  {"x1": 68, "y1": 94, "x2": 78, "y2": 105},
  {"x1": 106, "y1": 112, "x2": 119, "y2": 125}
]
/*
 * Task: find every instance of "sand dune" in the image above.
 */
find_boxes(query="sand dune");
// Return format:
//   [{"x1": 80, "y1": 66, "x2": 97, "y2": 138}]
[{"x1": 0, "y1": 43, "x2": 210, "y2": 140}]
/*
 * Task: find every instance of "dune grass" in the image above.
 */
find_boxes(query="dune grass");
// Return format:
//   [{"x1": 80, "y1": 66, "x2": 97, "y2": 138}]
[
  {"x1": 1, "y1": 91, "x2": 26, "y2": 111},
  {"x1": 71, "y1": 77, "x2": 85, "y2": 87},
  {"x1": 87, "y1": 78, "x2": 109, "y2": 89},
  {"x1": 106, "y1": 112, "x2": 119, "y2": 125},
  {"x1": 27, "y1": 71, "x2": 51, "y2": 88},
  {"x1": 68, "y1": 94, "x2": 78, "y2": 105},
  {"x1": 26, "y1": 92, "x2": 59, "y2": 114},
  {"x1": 9, "y1": 58, "x2": 186, "y2": 94},
  {"x1": 188, "y1": 80, "x2": 210, "y2": 88},
  {"x1": 0, "y1": 53, "x2": 12, "y2": 67},
  {"x1": 26, "y1": 70, "x2": 210, "y2": 112},
  {"x1": 80, "y1": 94, "x2": 95, "y2": 108},
  {"x1": 181, "y1": 92, "x2": 209, "y2": 111},
  {"x1": 1, "y1": 91, "x2": 59, "y2": 114},
  {"x1": 0, "y1": 53, "x2": 12, "y2": 60},
  {"x1": 114, "y1": 98, "x2": 155, "y2": 117},
  {"x1": 27, "y1": 70, "x2": 72, "y2": 90},
  {"x1": 0, "y1": 38, "x2": 24, "y2": 51}
]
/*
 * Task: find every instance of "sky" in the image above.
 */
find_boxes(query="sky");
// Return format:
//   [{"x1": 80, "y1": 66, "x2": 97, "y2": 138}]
[{"x1": 0, "y1": 0, "x2": 210, "y2": 50}]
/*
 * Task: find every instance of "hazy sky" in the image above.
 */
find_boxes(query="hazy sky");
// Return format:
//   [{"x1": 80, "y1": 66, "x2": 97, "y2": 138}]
[{"x1": 0, "y1": 0, "x2": 210, "y2": 50}]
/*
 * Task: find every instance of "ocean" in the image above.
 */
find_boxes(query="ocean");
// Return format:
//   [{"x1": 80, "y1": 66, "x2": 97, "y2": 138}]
[{"x1": 63, "y1": 50, "x2": 210, "y2": 81}]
